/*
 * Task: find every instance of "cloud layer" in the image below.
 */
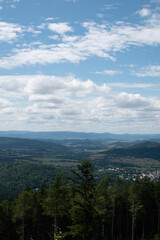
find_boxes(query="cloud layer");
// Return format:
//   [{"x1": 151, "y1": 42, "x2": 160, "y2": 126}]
[
  {"x1": 0, "y1": 11, "x2": 160, "y2": 69},
  {"x1": 0, "y1": 74, "x2": 159, "y2": 133}
]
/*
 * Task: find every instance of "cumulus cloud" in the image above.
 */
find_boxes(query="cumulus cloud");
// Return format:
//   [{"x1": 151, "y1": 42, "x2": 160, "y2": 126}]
[
  {"x1": 0, "y1": 75, "x2": 110, "y2": 96},
  {"x1": 137, "y1": 8, "x2": 151, "y2": 17},
  {"x1": 115, "y1": 92, "x2": 149, "y2": 108},
  {"x1": 48, "y1": 22, "x2": 73, "y2": 35},
  {"x1": 0, "y1": 74, "x2": 160, "y2": 133},
  {"x1": 0, "y1": 22, "x2": 23, "y2": 43}
]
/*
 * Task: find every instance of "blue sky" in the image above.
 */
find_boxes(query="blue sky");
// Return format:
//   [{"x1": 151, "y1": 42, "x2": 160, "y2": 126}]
[{"x1": 0, "y1": 0, "x2": 160, "y2": 134}]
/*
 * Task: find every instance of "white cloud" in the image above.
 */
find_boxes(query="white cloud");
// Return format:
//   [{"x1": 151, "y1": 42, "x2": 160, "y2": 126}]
[
  {"x1": 94, "y1": 70, "x2": 122, "y2": 76},
  {"x1": 0, "y1": 46, "x2": 83, "y2": 68},
  {"x1": 0, "y1": 107, "x2": 18, "y2": 114},
  {"x1": 108, "y1": 83, "x2": 159, "y2": 88},
  {"x1": 137, "y1": 8, "x2": 151, "y2": 17},
  {"x1": 45, "y1": 17, "x2": 55, "y2": 21},
  {"x1": 115, "y1": 92, "x2": 149, "y2": 108},
  {"x1": 48, "y1": 22, "x2": 73, "y2": 35},
  {"x1": 27, "y1": 26, "x2": 41, "y2": 35},
  {"x1": 0, "y1": 5, "x2": 3, "y2": 10},
  {"x1": 135, "y1": 65, "x2": 160, "y2": 77},
  {"x1": 37, "y1": 23, "x2": 46, "y2": 30},
  {"x1": 0, "y1": 22, "x2": 23, "y2": 43},
  {"x1": 0, "y1": 12, "x2": 160, "y2": 68},
  {"x1": 0, "y1": 74, "x2": 160, "y2": 133},
  {"x1": 0, "y1": 97, "x2": 11, "y2": 107},
  {"x1": 0, "y1": 75, "x2": 110, "y2": 96},
  {"x1": 48, "y1": 35, "x2": 59, "y2": 40}
]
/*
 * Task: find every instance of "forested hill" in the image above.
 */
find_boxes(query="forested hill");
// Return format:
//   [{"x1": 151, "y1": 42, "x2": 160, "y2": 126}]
[
  {"x1": 0, "y1": 137, "x2": 71, "y2": 153},
  {"x1": 105, "y1": 141, "x2": 160, "y2": 160}
]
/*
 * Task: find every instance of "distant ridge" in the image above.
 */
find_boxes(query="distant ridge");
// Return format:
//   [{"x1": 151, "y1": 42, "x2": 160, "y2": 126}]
[
  {"x1": 0, "y1": 137, "x2": 71, "y2": 153},
  {"x1": 105, "y1": 141, "x2": 160, "y2": 160},
  {"x1": 0, "y1": 131, "x2": 160, "y2": 140}
]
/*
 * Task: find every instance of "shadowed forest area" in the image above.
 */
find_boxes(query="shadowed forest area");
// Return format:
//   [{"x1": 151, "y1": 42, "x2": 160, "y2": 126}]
[{"x1": 0, "y1": 160, "x2": 160, "y2": 240}]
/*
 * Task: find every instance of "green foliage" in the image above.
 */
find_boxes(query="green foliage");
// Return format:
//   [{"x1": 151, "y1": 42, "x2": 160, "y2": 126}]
[
  {"x1": 154, "y1": 234, "x2": 160, "y2": 240},
  {"x1": 54, "y1": 228, "x2": 65, "y2": 240},
  {"x1": 69, "y1": 160, "x2": 96, "y2": 240},
  {"x1": 0, "y1": 162, "x2": 56, "y2": 198},
  {"x1": 106, "y1": 141, "x2": 160, "y2": 160},
  {"x1": 43, "y1": 173, "x2": 69, "y2": 217},
  {"x1": 13, "y1": 189, "x2": 33, "y2": 220},
  {"x1": 0, "y1": 162, "x2": 160, "y2": 240}
]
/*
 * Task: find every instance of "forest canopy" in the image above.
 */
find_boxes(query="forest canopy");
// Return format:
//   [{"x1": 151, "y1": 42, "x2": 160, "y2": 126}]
[{"x1": 0, "y1": 159, "x2": 160, "y2": 240}]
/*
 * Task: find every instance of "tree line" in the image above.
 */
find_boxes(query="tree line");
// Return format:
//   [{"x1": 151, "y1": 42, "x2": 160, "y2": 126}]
[{"x1": 0, "y1": 159, "x2": 160, "y2": 240}]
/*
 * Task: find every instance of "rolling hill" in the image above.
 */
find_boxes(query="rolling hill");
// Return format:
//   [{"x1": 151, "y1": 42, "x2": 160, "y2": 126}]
[{"x1": 104, "y1": 141, "x2": 160, "y2": 160}]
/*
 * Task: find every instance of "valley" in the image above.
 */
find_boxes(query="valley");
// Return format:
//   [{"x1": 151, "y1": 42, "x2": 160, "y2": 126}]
[{"x1": 0, "y1": 132, "x2": 160, "y2": 199}]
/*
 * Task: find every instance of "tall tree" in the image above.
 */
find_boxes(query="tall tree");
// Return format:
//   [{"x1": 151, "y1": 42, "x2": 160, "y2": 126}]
[
  {"x1": 69, "y1": 159, "x2": 95, "y2": 240},
  {"x1": 95, "y1": 176, "x2": 111, "y2": 240},
  {"x1": 155, "y1": 178, "x2": 160, "y2": 235},
  {"x1": 43, "y1": 173, "x2": 69, "y2": 237},
  {"x1": 109, "y1": 177, "x2": 130, "y2": 240},
  {"x1": 0, "y1": 200, "x2": 17, "y2": 240},
  {"x1": 13, "y1": 188, "x2": 34, "y2": 240},
  {"x1": 129, "y1": 180, "x2": 143, "y2": 240}
]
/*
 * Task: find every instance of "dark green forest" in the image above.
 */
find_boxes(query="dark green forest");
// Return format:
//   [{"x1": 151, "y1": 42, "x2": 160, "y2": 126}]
[{"x1": 1, "y1": 160, "x2": 160, "y2": 240}]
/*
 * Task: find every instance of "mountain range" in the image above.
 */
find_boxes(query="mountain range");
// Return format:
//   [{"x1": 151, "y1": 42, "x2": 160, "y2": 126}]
[{"x1": 0, "y1": 131, "x2": 160, "y2": 141}]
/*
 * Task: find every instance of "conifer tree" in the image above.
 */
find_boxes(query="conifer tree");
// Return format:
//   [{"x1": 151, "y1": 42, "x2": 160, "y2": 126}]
[
  {"x1": 95, "y1": 176, "x2": 111, "y2": 239},
  {"x1": 13, "y1": 188, "x2": 34, "y2": 240},
  {"x1": 43, "y1": 173, "x2": 69, "y2": 236},
  {"x1": 69, "y1": 159, "x2": 95, "y2": 240}
]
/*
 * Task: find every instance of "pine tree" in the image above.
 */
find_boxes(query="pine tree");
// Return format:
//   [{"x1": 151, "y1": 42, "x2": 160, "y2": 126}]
[
  {"x1": 13, "y1": 188, "x2": 34, "y2": 240},
  {"x1": 95, "y1": 176, "x2": 111, "y2": 239},
  {"x1": 69, "y1": 159, "x2": 95, "y2": 240},
  {"x1": 43, "y1": 173, "x2": 69, "y2": 236}
]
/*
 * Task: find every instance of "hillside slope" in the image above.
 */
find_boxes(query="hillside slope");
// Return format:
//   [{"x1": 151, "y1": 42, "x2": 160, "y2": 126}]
[{"x1": 105, "y1": 141, "x2": 160, "y2": 160}]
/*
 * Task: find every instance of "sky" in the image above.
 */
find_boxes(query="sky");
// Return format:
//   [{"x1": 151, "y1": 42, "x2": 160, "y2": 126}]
[{"x1": 0, "y1": 0, "x2": 160, "y2": 134}]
